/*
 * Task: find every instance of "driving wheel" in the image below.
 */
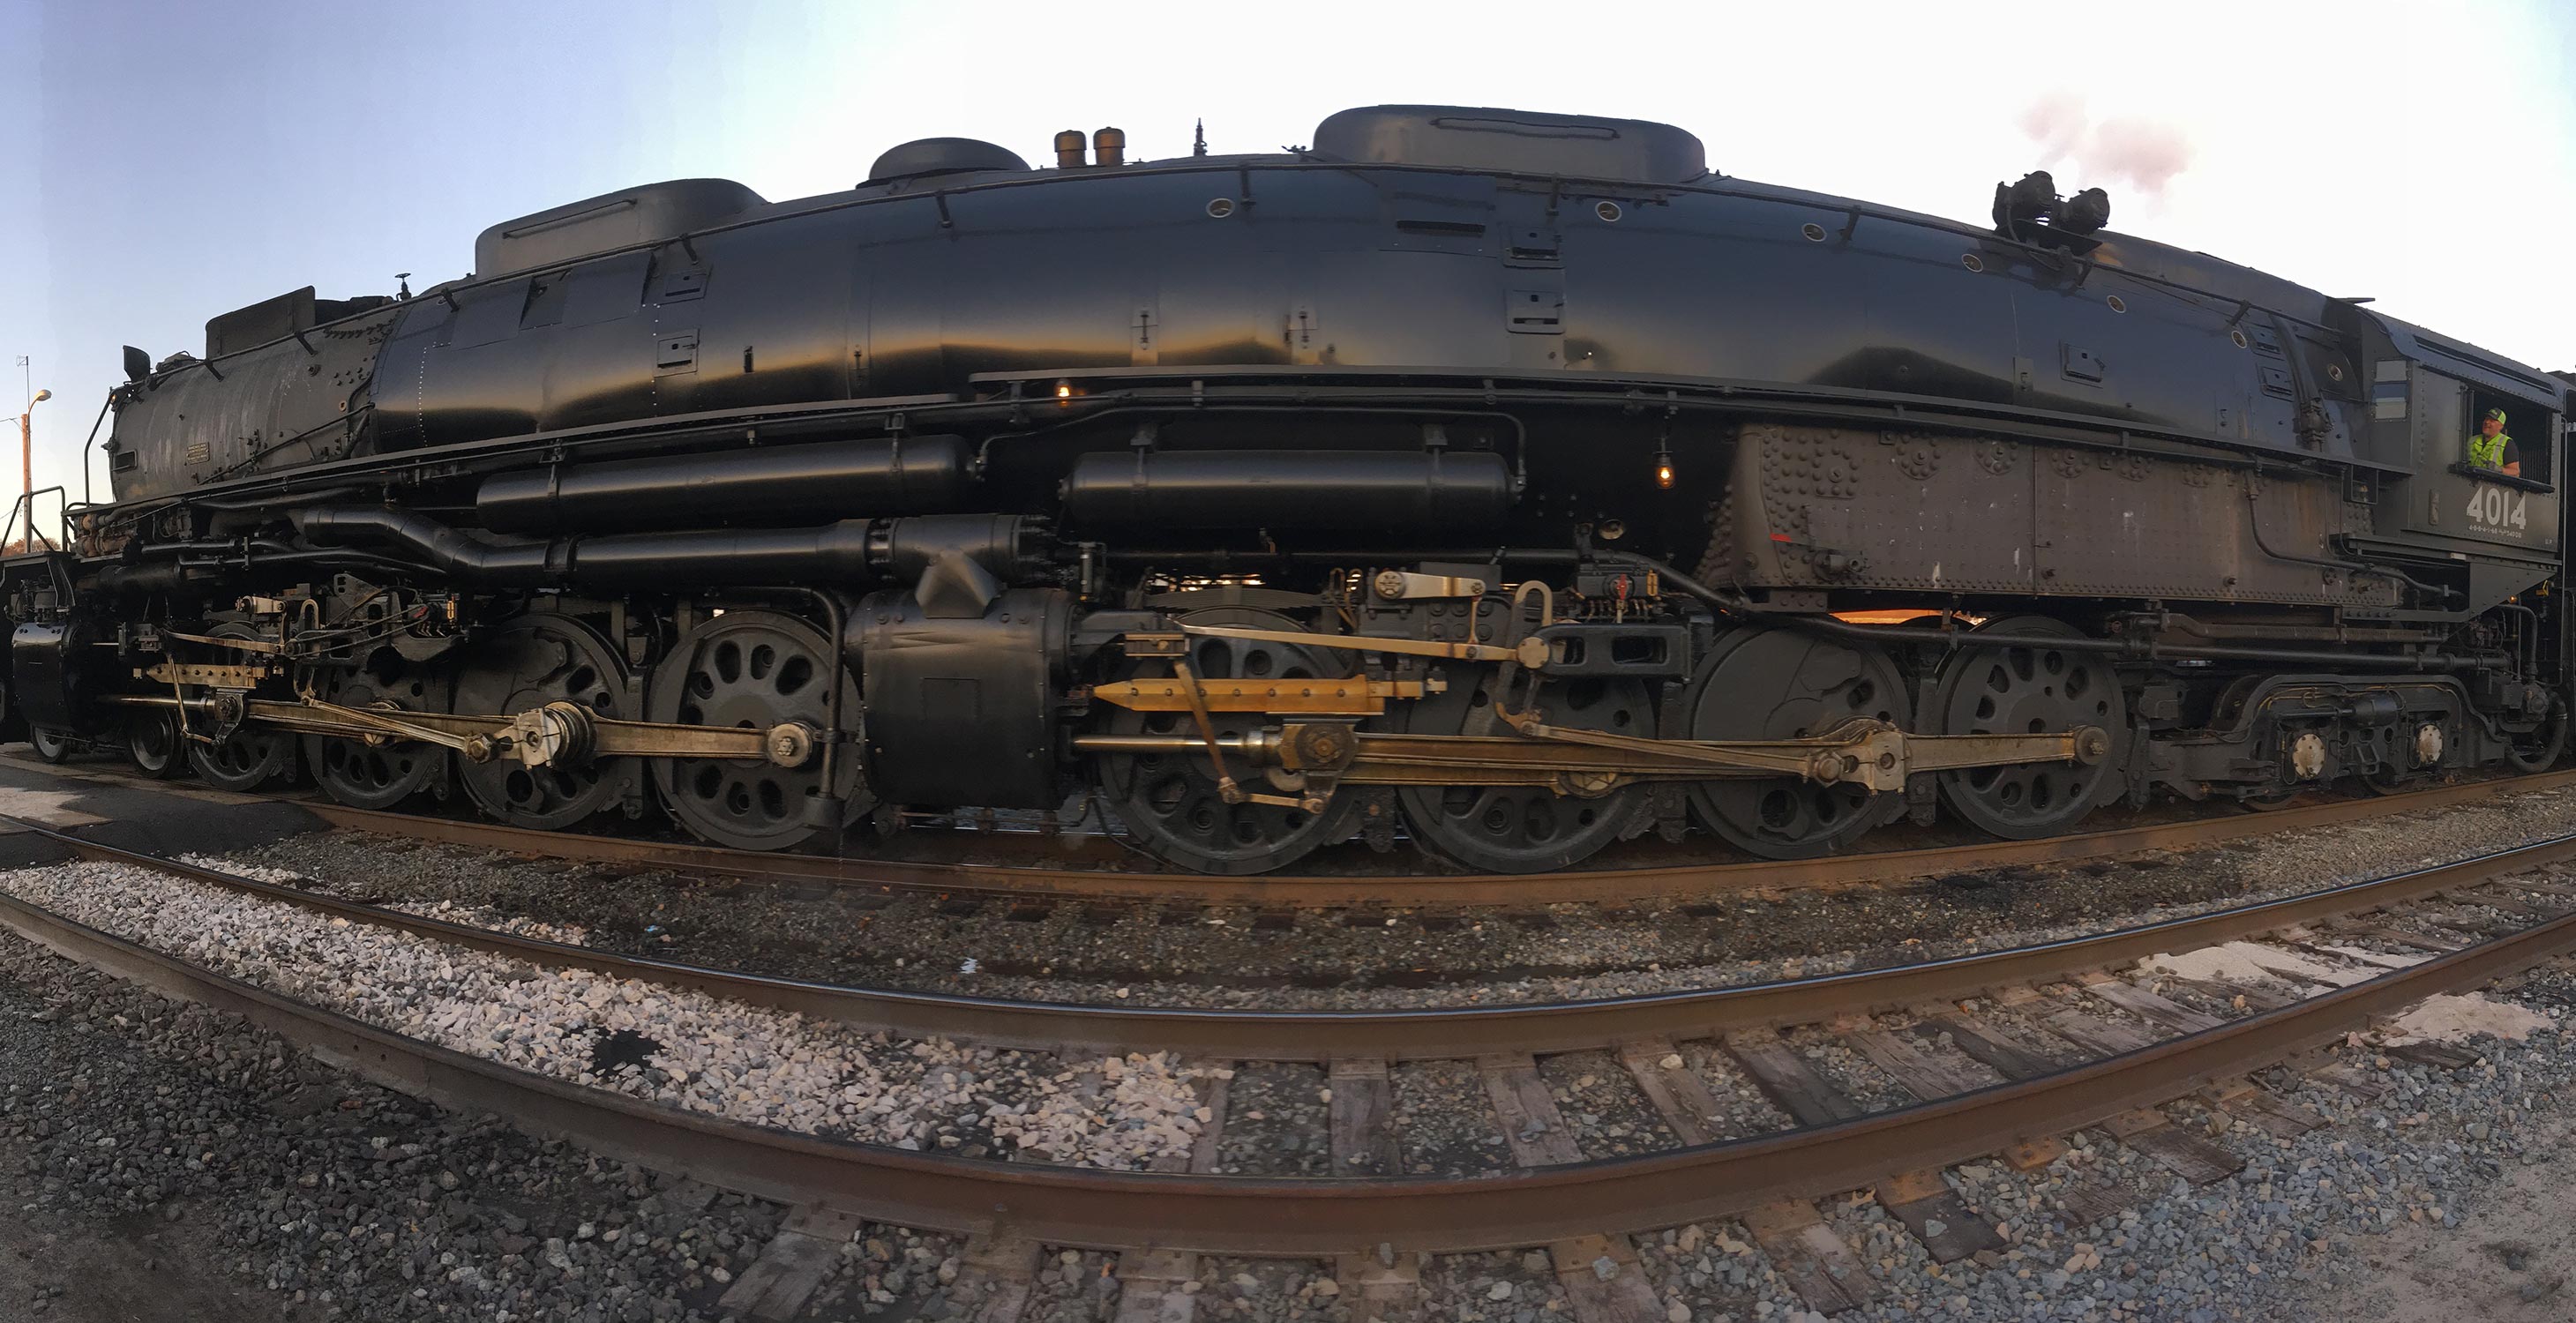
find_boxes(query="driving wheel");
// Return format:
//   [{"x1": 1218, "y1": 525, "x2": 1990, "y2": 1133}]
[
  {"x1": 1929, "y1": 616, "x2": 2123, "y2": 839},
  {"x1": 648, "y1": 609, "x2": 866, "y2": 852},
  {"x1": 1397, "y1": 673, "x2": 1651, "y2": 873},
  {"x1": 1094, "y1": 607, "x2": 1363, "y2": 875},
  {"x1": 448, "y1": 613, "x2": 637, "y2": 830},
  {"x1": 305, "y1": 651, "x2": 452, "y2": 810},
  {"x1": 186, "y1": 624, "x2": 300, "y2": 791},
  {"x1": 1685, "y1": 630, "x2": 1912, "y2": 859}
]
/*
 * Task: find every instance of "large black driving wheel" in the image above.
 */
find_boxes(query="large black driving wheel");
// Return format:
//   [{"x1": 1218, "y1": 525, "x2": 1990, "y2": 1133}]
[
  {"x1": 1930, "y1": 617, "x2": 2123, "y2": 840},
  {"x1": 188, "y1": 722, "x2": 299, "y2": 791},
  {"x1": 185, "y1": 624, "x2": 300, "y2": 791},
  {"x1": 305, "y1": 651, "x2": 451, "y2": 811},
  {"x1": 1094, "y1": 608, "x2": 1363, "y2": 875},
  {"x1": 1397, "y1": 673, "x2": 1651, "y2": 873},
  {"x1": 1684, "y1": 630, "x2": 1912, "y2": 860},
  {"x1": 448, "y1": 614, "x2": 638, "y2": 830},
  {"x1": 648, "y1": 609, "x2": 866, "y2": 852}
]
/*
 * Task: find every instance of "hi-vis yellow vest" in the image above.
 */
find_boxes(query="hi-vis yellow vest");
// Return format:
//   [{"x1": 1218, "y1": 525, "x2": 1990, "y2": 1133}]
[{"x1": 2469, "y1": 429, "x2": 2513, "y2": 468}]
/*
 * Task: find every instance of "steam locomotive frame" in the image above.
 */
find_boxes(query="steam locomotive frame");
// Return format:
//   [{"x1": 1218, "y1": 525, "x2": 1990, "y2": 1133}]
[{"x1": 5, "y1": 105, "x2": 2567, "y2": 873}]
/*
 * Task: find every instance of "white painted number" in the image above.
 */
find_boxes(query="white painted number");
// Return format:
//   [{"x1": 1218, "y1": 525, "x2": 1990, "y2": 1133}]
[{"x1": 2463, "y1": 486, "x2": 2529, "y2": 531}]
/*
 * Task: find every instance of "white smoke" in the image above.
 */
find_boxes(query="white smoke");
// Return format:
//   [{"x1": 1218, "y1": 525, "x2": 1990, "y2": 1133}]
[{"x1": 2014, "y1": 93, "x2": 2193, "y2": 201}]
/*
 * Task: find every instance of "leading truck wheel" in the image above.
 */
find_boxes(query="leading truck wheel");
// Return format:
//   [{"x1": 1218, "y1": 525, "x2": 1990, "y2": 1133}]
[
  {"x1": 26, "y1": 728, "x2": 75, "y2": 764},
  {"x1": 1094, "y1": 607, "x2": 1363, "y2": 875},
  {"x1": 1929, "y1": 617, "x2": 2124, "y2": 839},
  {"x1": 125, "y1": 710, "x2": 187, "y2": 780}
]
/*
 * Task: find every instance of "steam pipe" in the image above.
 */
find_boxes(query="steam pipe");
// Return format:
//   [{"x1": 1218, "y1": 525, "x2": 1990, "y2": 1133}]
[
  {"x1": 294, "y1": 505, "x2": 879, "y2": 588},
  {"x1": 1106, "y1": 542, "x2": 2501, "y2": 673},
  {"x1": 1060, "y1": 449, "x2": 1515, "y2": 530},
  {"x1": 2241, "y1": 484, "x2": 2452, "y2": 606},
  {"x1": 1575, "y1": 549, "x2": 2501, "y2": 673},
  {"x1": 475, "y1": 435, "x2": 970, "y2": 533}
]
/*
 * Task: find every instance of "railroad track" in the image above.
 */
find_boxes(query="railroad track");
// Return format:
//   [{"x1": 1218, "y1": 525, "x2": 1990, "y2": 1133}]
[
  {"x1": 0, "y1": 811, "x2": 2569, "y2": 1318},
  {"x1": 13, "y1": 749, "x2": 2574, "y2": 908}
]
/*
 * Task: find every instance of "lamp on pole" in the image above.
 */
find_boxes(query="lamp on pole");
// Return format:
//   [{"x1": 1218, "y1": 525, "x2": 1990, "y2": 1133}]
[{"x1": 18, "y1": 387, "x2": 48, "y2": 551}]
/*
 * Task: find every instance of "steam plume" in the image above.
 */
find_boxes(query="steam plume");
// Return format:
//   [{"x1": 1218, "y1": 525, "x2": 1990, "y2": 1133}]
[{"x1": 2015, "y1": 93, "x2": 2193, "y2": 201}]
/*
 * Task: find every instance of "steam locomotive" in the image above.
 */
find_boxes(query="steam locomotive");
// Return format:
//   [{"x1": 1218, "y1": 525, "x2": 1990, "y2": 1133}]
[{"x1": 6, "y1": 105, "x2": 2566, "y2": 873}]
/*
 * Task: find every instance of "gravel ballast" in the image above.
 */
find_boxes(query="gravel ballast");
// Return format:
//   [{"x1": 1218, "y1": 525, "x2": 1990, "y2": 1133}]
[
  {"x1": 208, "y1": 778, "x2": 2576, "y2": 1013},
  {"x1": 0, "y1": 858, "x2": 1209, "y2": 1171},
  {"x1": 0, "y1": 921, "x2": 978, "y2": 1323},
  {"x1": 0, "y1": 861, "x2": 2572, "y2": 1319},
  {"x1": 14, "y1": 753, "x2": 2576, "y2": 1319}
]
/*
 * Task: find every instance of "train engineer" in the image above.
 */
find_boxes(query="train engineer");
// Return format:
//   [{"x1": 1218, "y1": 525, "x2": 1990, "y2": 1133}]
[{"x1": 2468, "y1": 407, "x2": 2520, "y2": 477}]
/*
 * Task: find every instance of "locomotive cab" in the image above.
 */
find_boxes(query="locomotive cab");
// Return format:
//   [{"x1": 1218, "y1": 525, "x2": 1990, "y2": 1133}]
[{"x1": 2345, "y1": 313, "x2": 2565, "y2": 622}]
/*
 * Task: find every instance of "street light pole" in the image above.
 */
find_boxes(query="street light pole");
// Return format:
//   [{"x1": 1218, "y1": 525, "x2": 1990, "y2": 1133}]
[
  {"x1": 19, "y1": 388, "x2": 47, "y2": 501},
  {"x1": 16, "y1": 377, "x2": 49, "y2": 552}
]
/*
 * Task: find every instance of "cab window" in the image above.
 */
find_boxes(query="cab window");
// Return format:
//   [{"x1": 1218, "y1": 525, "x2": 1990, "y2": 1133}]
[{"x1": 2464, "y1": 388, "x2": 2551, "y2": 487}]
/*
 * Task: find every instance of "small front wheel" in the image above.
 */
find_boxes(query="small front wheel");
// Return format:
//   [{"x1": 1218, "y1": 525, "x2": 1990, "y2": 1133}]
[
  {"x1": 126, "y1": 711, "x2": 188, "y2": 780},
  {"x1": 27, "y1": 728, "x2": 76, "y2": 765}
]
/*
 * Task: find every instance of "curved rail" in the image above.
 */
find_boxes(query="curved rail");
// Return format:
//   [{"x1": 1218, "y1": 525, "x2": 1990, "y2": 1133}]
[
  {"x1": 2, "y1": 821, "x2": 2568, "y2": 1255},
  {"x1": 286, "y1": 766, "x2": 2576, "y2": 908},
  {"x1": 4, "y1": 803, "x2": 2572, "y2": 1059}
]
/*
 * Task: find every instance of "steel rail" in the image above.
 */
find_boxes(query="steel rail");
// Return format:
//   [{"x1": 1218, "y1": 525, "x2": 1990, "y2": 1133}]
[
  {"x1": 11, "y1": 753, "x2": 2567, "y2": 908},
  {"x1": 0, "y1": 832, "x2": 2566, "y2": 1255},
  {"x1": 288, "y1": 766, "x2": 2576, "y2": 907},
  {"x1": 4, "y1": 811, "x2": 2572, "y2": 1065}
]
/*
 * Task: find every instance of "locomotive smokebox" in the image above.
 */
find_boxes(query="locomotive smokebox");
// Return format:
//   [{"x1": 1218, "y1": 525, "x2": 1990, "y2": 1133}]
[{"x1": 1060, "y1": 449, "x2": 1515, "y2": 531}]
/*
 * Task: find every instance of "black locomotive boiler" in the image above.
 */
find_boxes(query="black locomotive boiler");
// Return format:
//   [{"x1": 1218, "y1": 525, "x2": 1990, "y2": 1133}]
[{"x1": 8, "y1": 105, "x2": 2568, "y2": 873}]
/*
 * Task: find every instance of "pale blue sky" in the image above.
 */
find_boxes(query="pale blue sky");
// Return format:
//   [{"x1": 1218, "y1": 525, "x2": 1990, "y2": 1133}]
[{"x1": 5, "y1": 0, "x2": 2572, "y2": 505}]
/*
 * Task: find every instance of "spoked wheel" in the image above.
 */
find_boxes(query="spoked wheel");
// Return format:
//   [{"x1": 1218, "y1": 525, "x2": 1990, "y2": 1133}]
[
  {"x1": 186, "y1": 624, "x2": 301, "y2": 791},
  {"x1": 1929, "y1": 616, "x2": 2125, "y2": 840},
  {"x1": 448, "y1": 614, "x2": 636, "y2": 830},
  {"x1": 1094, "y1": 607, "x2": 1363, "y2": 875},
  {"x1": 27, "y1": 728, "x2": 76, "y2": 765},
  {"x1": 304, "y1": 651, "x2": 452, "y2": 810},
  {"x1": 187, "y1": 721, "x2": 299, "y2": 791},
  {"x1": 1685, "y1": 630, "x2": 1912, "y2": 860},
  {"x1": 1397, "y1": 674, "x2": 1652, "y2": 873},
  {"x1": 124, "y1": 710, "x2": 187, "y2": 780},
  {"x1": 648, "y1": 609, "x2": 866, "y2": 852}
]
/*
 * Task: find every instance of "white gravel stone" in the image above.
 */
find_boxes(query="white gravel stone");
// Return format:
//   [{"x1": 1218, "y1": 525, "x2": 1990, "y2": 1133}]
[{"x1": 1, "y1": 858, "x2": 1206, "y2": 1169}]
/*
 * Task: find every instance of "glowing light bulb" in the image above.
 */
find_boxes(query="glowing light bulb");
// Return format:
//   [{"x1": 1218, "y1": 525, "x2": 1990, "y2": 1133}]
[{"x1": 1653, "y1": 451, "x2": 1676, "y2": 490}]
